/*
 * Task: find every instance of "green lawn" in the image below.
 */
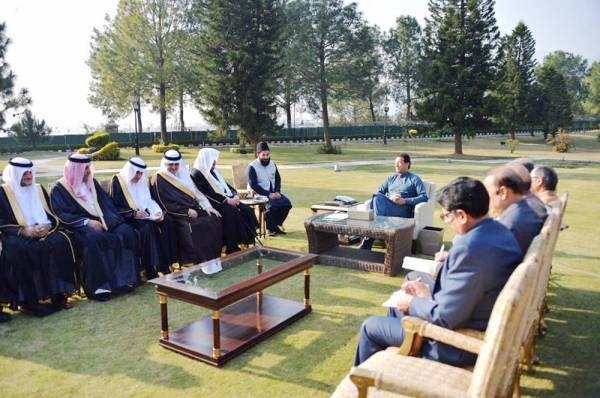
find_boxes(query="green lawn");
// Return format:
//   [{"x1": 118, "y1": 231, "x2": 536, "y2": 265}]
[{"x1": 1, "y1": 133, "x2": 599, "y2": 397}]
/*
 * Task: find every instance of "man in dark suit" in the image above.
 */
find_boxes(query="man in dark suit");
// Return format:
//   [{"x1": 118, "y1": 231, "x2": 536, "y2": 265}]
[
  {"x1": 484, "y1": 164, "x2": 547, "y2": 255},
  {"x1": 354, "y1": 177, "x2": 522, "y2": 366}
]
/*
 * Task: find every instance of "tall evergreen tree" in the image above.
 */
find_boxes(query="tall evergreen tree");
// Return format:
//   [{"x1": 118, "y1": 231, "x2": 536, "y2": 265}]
[
  {"x1": 493, "y1": 22, "x2": 536, "y2": 139},
  {"x1": 0, "y1": 22, "x2": 31, "y2": 131},
  {"x1": 343, "y1": 24, "x2": 385, "y2": 123},
  {"x1": 278, "y1": 0, "x2": 303, "y2": 129},
  {"x1": 543, "y1": 50, "x2": 588, "y2": 116},
  {"x1": 417, "y1": 0, "x2": 499, "y2": 154},
  {"x1": 88, "y1": 0, "x2": 191, "y2": 144},
  {"x1": 583, "y1": 61, "x2": 600, "y2": 117},
  {"x1": 290, "y1": 0, "x2": 367, "y2": 150},
  {"x1": 383, "y1": 15, "x2": 422, "y2": 121},
  {"x1": 8, "y1": 110, "x2": 51, "y2": 149},
  {"x1": 535, "y1": 64, "x2": 572, "y2": 138},
  {"x1": 190, "y1": 0, "x2": 283, "y2": 149}
]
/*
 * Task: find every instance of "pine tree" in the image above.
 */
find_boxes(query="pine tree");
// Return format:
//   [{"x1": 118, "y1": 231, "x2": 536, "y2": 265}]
[
  {"x1": 0, "y1": 22, "x2": 31, "y2": 131},
  {"x1": 87, "y1": 0, "x2": 191, "y2": 144},
  {"x1": 383, "y1": 16, "x2": 422, "y2": 121},
  {"x1": 493, "y1": 22, "x2": 536, "y2": 139},
  {"x1": 535, "y1": 65, "x2": 572, "y2": 138},
  {"x1": 190, "y1": 0, "x2": 284, "y2": 149},
  {"x1": 8, "y1": 110, "x2": 51, "y2": 149},
  {"x1": 417, "y1": 0, "x2": 499, "y2": 154},
  {"x1": 290, "y1": 0, "x2": 368, "y2": 150}
]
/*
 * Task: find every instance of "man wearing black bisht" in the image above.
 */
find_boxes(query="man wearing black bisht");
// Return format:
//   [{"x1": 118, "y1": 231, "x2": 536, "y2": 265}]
[
  {"x1": 0, "y1": 157, "x2": 77, "y2": 316},
  {"x1": 50, "y1": 154, "x2": 139, "y2": 301},
  {"x1": 109, "y1": 157, "x2": 176, "y2": 278},
  {"x1": 247, "y1": 142, "x2": 292, "y2": 236},
  {"x1": 191, "y1": 148, "x2": 258, "y2": 254},
  {"x1": 150, "y1": 150, "x2": 223, "y2": 268}
]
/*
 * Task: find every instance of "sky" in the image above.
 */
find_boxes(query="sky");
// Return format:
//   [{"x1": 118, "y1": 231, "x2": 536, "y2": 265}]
[{"x1": 1, "y1": 0, "x2": 599, "y2": 134}]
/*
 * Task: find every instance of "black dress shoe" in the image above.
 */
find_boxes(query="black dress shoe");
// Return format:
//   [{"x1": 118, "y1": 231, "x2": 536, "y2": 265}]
[
  {"x1": 358, "y1": 237, "x2": 373, "y2": 250},
  {"x1": 266, "y1": 229, "x2": 279, "y2": 237},
  {"x1": 93, "y1": 292, "x2": 111, "y2": 302},
  {"x1": 275, "y1": 227, "x2": 287, "y2": 235}
]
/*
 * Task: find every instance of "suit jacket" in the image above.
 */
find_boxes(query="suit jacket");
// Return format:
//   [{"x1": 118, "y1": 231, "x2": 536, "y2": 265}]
[
  {"x1": 409, "y1": 217, "x2": 522, "y2": 366},
  {"x1": 499, "y1": 197, "x2": 546, "y2": 254}
]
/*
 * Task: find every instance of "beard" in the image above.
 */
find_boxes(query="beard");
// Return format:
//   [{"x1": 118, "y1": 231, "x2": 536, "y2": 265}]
[{"x1": 260, "y1": 158, "x2": 271, "y2": 166}]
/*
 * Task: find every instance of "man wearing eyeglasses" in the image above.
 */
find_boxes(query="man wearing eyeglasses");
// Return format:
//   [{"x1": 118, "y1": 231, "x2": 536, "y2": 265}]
[{"x1": 354, "y1": 177, "x2": 521, "y2": 367}]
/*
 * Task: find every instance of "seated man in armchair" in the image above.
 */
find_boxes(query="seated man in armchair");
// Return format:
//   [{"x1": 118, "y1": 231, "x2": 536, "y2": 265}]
[
  {"x1": 354, "y1": 177, "x2": 522, "y2": 367},
  {"x1": 360, "y1": 153, "x2": 428, "y2": 250}
]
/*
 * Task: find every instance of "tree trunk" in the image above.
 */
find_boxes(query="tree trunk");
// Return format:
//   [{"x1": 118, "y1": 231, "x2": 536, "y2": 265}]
[
  {"x1": 454, "y1": 128, "x2": 463, "y2": 155},
  {"x1": 406, "y1": 79, "x2": 412, "y2": 121},
  {"x1": 368, "y1": 95, "x2": 376, "y2": 123},
  {"x1": 319, "y1": 49, "x2": 331, "y2": 149},
  {"x1": 285, "y1": 101, "x2": 292, "y2": 129},
  {"x1": 159, "y1": 82, "x2": 167, "y2": 144},
  {"x1": 179, "y1": 89, "x2": 185, "y2": 133},
  {"x1": 136, "y1": 97, "x2": 143, "y2": 141}
]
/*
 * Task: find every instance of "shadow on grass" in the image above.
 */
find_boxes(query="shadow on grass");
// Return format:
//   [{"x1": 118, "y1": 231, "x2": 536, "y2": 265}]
[
  {"x1": 520, "y1": 283, "x2": 600, "y2": 397},
  {"x1": 0, "y1": 265, "x2": 399, "y2": 396}
]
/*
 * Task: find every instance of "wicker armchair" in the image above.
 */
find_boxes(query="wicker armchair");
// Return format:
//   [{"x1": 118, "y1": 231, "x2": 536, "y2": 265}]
[
  {"x1": 230, "y1": 162, "x2": 253, "y2": 198},
  {"x1": 332, "y1": 236, "x2": 545, "y2": 398},
  {"x1": 357, "y1": 180, "x2": 436, "y2": 240}
]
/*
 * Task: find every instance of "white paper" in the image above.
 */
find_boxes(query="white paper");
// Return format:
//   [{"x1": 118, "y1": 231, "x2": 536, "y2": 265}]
[
  {"x1": 382, "y1": 289, "x2": 407, "y2": 307},
  {"x1": 201, "y1": 258, "x2": 223, "y2": 274},
  {"x1": 402, "y1": 256, "x2": 436, "y2": 273},
  {"x1": 322, "y1": 212, "x2": 348, "y2": 221}
]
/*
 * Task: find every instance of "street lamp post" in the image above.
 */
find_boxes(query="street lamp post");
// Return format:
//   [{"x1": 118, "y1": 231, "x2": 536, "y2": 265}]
[
  {"x1": 132, "y1": 93, "x2": 141, "y2": 156},
  {"x1": 383, "y1": 105, "x2": 389, "y2": 145}
]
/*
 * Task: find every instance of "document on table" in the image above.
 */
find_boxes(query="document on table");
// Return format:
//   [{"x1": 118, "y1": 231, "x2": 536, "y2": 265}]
[
  {"x1": 322, "y1": 212, "x2": 348, "y2": 221},
  {"x1": 402, "y1": 256, "x2": 436, "y2": 273},
  {"x1": 382, "y1": 289, "x2": 408, "y2": 307}
]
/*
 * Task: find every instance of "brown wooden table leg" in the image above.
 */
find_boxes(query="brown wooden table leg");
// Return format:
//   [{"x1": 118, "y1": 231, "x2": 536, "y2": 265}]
[
  {"x1": 159, "y1": 293, "x2": 169, "y2": 340},
  {"x1": 259, "y1": 203, "x2": 266, "y2": 238},
  {"x1": 304, "y1": 267, "x2": 311, "y2": 308},
  {"x1": 212, "y1": 310, "x2": 221, "y2": 359}
]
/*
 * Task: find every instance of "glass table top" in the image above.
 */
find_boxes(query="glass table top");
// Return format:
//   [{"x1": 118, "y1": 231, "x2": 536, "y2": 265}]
[
  {"x1": 310, "y1": 213, "x2": 414, "y2": 229},
  {"x1": 160, "y1": 247, "x2": 304, "y2": 293}
]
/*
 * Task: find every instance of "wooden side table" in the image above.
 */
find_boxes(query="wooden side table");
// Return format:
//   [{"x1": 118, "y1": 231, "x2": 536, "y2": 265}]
[{"x1": 240, "y1": 197, "x2": 268, "y2": 238}]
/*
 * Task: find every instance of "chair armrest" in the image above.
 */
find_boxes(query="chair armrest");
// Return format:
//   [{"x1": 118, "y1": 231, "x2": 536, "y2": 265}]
[
  {"x1": 454, "y1": 328, "x2": 485, "y2": 340},
  {"x1": 413, "y1": 200, "x2": 435, "y2": 240},
  {"x1": 400, "y1": 316, "x2": 483, "y2": 356},
  {"x1": 349, "y1": 365, "x2": 466, "y2": 398}
]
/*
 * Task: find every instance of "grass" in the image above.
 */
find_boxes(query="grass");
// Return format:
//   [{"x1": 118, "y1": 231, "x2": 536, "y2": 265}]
[{"x1": 1, "y1": 132, "x2": 599, "y2": 397}]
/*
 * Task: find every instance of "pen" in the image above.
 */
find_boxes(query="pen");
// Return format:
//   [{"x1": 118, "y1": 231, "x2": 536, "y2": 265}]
[{"x1": 438, "y1": 243, "x2": 445, "y2": 255}]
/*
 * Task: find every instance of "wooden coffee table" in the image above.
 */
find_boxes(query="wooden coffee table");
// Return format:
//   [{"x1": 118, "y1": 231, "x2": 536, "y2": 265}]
[
  {"x1": 150, "y1": 247, "x2": 317, "y2": 366},
  {"x1": 304, "y1": 213, "x2": 414, "y2": 276}
]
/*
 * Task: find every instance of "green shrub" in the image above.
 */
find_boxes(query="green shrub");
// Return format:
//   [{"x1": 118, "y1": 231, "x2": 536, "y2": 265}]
[
  {"x1": 92, "y1": 141, "x2": 120, "y2": 161},
  {"x1": 85, "y1": 131, "x2": 110, "y2": 148},
  {"x1": 230, "y1": 146, "x2": 249, "y2": 154},
  {"x1": 316, "y1": 144, "x2": 342, "y2": 154},
  {"x1": 77, "y1": 147, "x2": 92, "y2": 154},
  {"x1": 547, "y1": 128, "x2": 574, "y2": 153},
  {"x1": 151, "y1": 143, "x2": 180, "y2": 153}
]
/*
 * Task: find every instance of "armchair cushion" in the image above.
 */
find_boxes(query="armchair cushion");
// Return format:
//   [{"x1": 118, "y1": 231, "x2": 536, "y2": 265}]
[{"x1": 331, "y1": 350, "x2": 472, "y2": 398}]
